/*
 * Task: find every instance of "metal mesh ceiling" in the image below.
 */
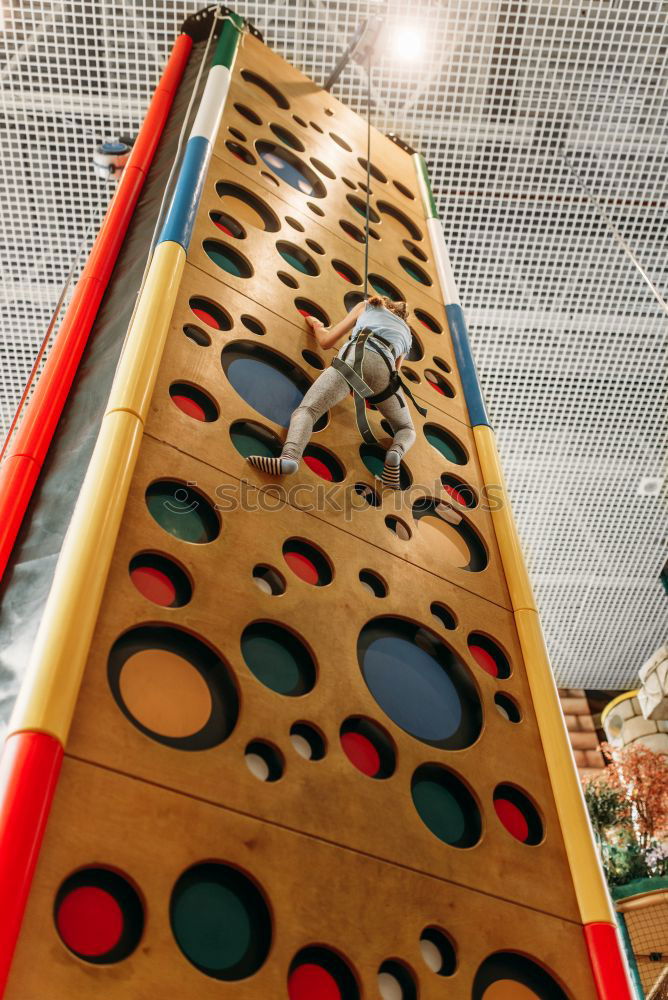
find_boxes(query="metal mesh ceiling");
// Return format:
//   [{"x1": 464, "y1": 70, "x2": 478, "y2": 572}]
[{"x1": 1, "y1": 0, "x2": 666, "y2": 689}]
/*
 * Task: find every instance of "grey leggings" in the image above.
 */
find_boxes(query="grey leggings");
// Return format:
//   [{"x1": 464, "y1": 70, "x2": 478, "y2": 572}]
[{"x1": 282, "y1": 345, "x2": 417, "y2": 462}]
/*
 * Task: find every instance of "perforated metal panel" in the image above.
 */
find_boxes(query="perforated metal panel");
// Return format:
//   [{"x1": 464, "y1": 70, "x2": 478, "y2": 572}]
[{"x1": 0, "y1": 0, "x2": 666, "y2": 689}]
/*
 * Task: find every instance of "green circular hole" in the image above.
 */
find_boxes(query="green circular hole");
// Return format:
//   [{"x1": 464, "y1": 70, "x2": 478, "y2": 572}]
[{"x1": 241, "y1": 622, "x2": 316, "y2": 695}]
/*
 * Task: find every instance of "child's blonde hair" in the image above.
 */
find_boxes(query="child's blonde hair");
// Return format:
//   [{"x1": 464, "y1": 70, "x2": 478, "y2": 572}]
[{"x1": 367, "y1": 294, "x2": 409, "y2": 322}]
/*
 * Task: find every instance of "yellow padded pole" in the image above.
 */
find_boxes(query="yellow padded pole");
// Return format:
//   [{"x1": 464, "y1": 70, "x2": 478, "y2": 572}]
[{"x1": 9, "y1": 241, "x2": 185, "y2": 743}]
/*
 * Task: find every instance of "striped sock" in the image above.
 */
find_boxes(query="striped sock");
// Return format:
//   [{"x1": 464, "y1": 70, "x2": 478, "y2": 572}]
[
  {"x1": 247, "y1": 455, "x2": 298, "y2": 476},
  {"x1": 381, "y1": 450, "x2": 402, "y2": 489}
]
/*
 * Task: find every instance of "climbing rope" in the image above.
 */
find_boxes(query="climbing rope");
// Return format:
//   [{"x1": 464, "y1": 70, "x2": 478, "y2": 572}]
[{"x1": 362, "y1": 52, "x2": 372, "y2": 301}]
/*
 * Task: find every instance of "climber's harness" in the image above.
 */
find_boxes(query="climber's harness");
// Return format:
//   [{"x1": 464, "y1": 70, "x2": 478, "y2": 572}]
[{"x1": 331, "y1": 327, "x2": 427, "y2": 445}]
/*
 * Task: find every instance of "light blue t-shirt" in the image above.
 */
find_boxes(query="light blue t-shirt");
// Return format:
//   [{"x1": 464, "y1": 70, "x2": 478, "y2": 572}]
[{"x1": 345, "y1": 304, "x2": 412, "y2": 359}]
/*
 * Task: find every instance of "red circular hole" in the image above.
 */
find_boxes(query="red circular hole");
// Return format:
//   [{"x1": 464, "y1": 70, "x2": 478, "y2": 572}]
[
  {"x1": 443, "y1": 483, "x2": 467, "y2": 505},
  {"x1": 285, "y1": 551, "x2": 319, "y2": 586},
  {"x1": 57, "y1": 886, "x2": 124, "y2": 958},
  {"x1": 192, "y1": 307, "x2": 219, "y2": 329},
  {"x1": 469, "y1": 644, "x2": 499, "y2": 677},
  {"x1": 304, "y1": 454, "x2": 333, "y2": 481},
  {"x1": 336, "y1": 269, "x2": 352, "y2": 282},
  {"x1": 341, "y1": 731, "x2": 380, "y2": 777},
  {"x1": 171, "y1": 394, "x2": 207, "y2": 421},
  {"x1": 289, "y1": 963, "x2": 341, "y2": 1000},
  {"x1": 494, "y1": 798, "x2": 530, "y2": 842},
  {"x1": 130, "y1": 565, "x2": 176, "y2": 607}
]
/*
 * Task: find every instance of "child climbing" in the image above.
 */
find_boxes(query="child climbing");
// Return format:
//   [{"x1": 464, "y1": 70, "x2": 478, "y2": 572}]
[{"x1": 246, "y1": 295, "x2": 423, "y2": 489}]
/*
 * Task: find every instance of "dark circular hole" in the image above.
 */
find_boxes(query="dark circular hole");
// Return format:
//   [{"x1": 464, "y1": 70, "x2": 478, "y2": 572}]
[
  {"x1": 278, "y1": 270, "x2": 300, "y2": 288},
  {"x1": 412, "y1": 497, "x2": 487, "y2": 572},
  {"x1": 169, "y1": 382, "x2": 218, "y2": 423},
  {"x1": 433, "y1": 356, "x2": 451, "y2": 372},
  {"x1": 402, "y1": 367, "x2": 420, "y2": 384},
  {"x1": 378, "y1": 960, "x2": 417, "y2": 1000},
  {"x1": 295, "y1": 299, "x2": 330, "y2": 326},
  {"x1": 425, "y1": 370, "x2": 454, "y2": 397},
  {"x1": 55, "y1": 868, "x2": 143, "y2": 964},
  {"x1": 330, "y1": 131, "x2": 353, "y2": 151},
  {"x1": 189, "y1": 297, "x2": 232, "y2": 331},
  {"x1": 108, "y1": 625, "x2": 238, "y2": 750},
  {"x1": 359, "y1": 616, "x2": 482, "y2": 749},
  {"x1": 493, "y1": 785, "x2": 543, "y2": 844},
  {"x1": 303, "y1": 443, "x2": 346, "y2": 482},
  {"x1": 473, "y1": 953, "x2": 568, "y2": 1000},
  {"x1": 420, "y1": 927, "x2": 457, "y2": 976},
  {"x1": 146, "y1": 480, "x2": 220, "y2": 544},
  {"x1": 400, "y1": 256, "x2": 432, "y2": 285},
  {"x1": 290, "y1": 722, "x2": 326, "y2": 761},
  {"x1": 353, "y1": 482, "x2": 381, "y2": 507},
  {"x1": 269, "y1": 122, "x2": 304, "y2": 151},
  {"x1": 252, "y1": 563, "x2": 286, "y2": 596},
  {"x1": 359, "y1": 569, "x2": 387, "y2": 598},
  {"x1": 204, "y1": 240, "x2": 253, "y2": 278},
  {"x1": 231, "y1": 419, "x2": 282, "y2": 459},
  {"x1": 385, "y1": 515, "x2": 412, "y2": 540},
  {"x1": 234, "y1": 102, "x2": 262, "y2": 125},
  {"x1": 305, "y1": 238, "x2": 325, "y2": 255},
  {"x1": 441, "y1": 474, "x2": 477, "y2": 508},
  {"x1": 245, "y1": 740, "x2": 284, "y2": 782},
  {"x1": 261, "y1": 170, "x2": 280, "y2": 187},
  {"x1": 368, "y1": 227, "x2": 380, "y2": 240},
  {"x1": 225, "y1": 140, "x2": 256, "y2": 164},
  {"x1": 257, "y1": 141, "x2": 327, "y2": 197},
  {"x1": 228, "y1": 125, "x2": 247, "y2": 142},
  {"x1": 414, "y1": 309, "x2": 442, "y2": 333},
  {"x1": 309, "y1": 120, "x2": 323, "y2": 133},
  {"x1": 403, "y1": 239, "x2": 427, "y2": 260},
  {"x1": 293, "y1": 114, "x2": 307, "y2": 127},
  {"x1": 307, "y1": 201, "x2": 325, "y2": 216},
  {"x1": 288, "y1": 946, "x2": 359, "y2": 999},
  {"x1": 183, "y1": 324, "x2": 211, "y2": 347},
  {"x1": 210, "y1": 210, "x2": 246, "y2": 238},
  {"x1": 216, "y1": 181, "x2": 280, "y2": 232},
  {"x1": 495, "y1": 693, "x2": 522, "y2": 723},
  {"x1": 301, "y1": 349, "x2": 325, "y2": 370},
  {"x1": 282, "y1": 537, "x2": 333, "y2": 586},
  {"x1": 344, "y1": 290, "x2": 366, "y2": 311},
  {"x1": 368, "y1": 273, "x2": 404, "y2": 301},
  {"x1": 241, "y1": 621, "x2": 316, "y2": 696},
  {"x1": 378, "y1": 201, "x2": 423, "y2": 239},
  {"x1": 130, "y1": 552, "x2": 192, "y2": 608},
  {"x1": 424, "y1": 423, "x2": 468, "y2": 465},
  {"x1": 430, "y1": 602, "x2": 457, "y2": 630},
  {"x1": 310, "y1": 156, "x2": 336, "y2": 179},
  {"x1": 241, "y1": 315, "x2": 266, "y2": 335},
  {"x1": 332, "y1": 260, "x2": 362, "y2": 284},
  {"x1": 342, "y1": 176, "x2": 357, "y2": 189},
  {"x1": 277, "y1": 241, "x2": 319, "y2": 275},
  {"x1": 171, "y1": 862, "x2": 272, "y2": 979},
  {"x1": 358, "y1": 157, "x2": 387, "y2": 182},
  {"x1": 285, "y1": 216, "x2": 305, "y2": 232},
  {"x1": 222, "y1": 341, "x2": 325, "y2": 429},
  {"x1": 339, "y1": 219, "x2": 366, "y2": 243},
  {"x1": 394, "y1": 179, "x2": 416, "y2": 200},
  {"x1": 347, "y1": 194, "x2": 380, "y2": 223},
  {"x1": 412, "y1": 763, "x2": 482, "y2": 847},
  {"x1": 340, "y1": 717, "x2": 396, "y2": 779},
  {"x1": 241, "y1": 69, "x2": 289, "y2": 108},
  {"x1": 468, "y1": 633, "x2": 511, "y2": 678},
  {"x1": 360, "y1": 442, "x2": 412, "y2": 490}
]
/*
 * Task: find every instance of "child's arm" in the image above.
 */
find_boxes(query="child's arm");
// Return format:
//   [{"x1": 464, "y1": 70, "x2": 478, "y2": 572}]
[
  {"x1": 395, "y1": 353, "x2": 404, "y2": 371},
  {"x1": 306, "y1": 300, "x2": 366, "y2": 351}
]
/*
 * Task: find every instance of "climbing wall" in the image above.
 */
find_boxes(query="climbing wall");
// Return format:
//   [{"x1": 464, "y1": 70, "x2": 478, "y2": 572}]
[{"x1": 4, "y1": 31, "x2": 600, "y2": 999}]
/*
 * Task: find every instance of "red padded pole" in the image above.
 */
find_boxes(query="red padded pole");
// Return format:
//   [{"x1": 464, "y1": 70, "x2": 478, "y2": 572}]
[{"x1": 584, "y1": 922, "x2": 636, "y2": 1000}]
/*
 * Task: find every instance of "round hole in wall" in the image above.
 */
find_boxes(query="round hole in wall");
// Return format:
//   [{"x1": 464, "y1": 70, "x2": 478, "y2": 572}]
[
  {"x1": 307, "y1": 201, "x2": 325, "y2": 216},
  {"x1": 252, "y1": 564, "x2": 286, "y2": 596},
  {"x1": 424, "y1": 369, "x2": 455, "y2": 396},
  {"x1": 241, "y1": 622, "x2": 316, "y2": 696},
  {"x1": 494, "y1": 785, "x2": 544, "y2": 845},
  {"x1": 189, "y1": 296, "x2": 232, "y2": 331},
  {"x1": 402, "y1": 367, "x2": 420, "y2": 384},
  {"x1": 230, "y1": 419, "x2": 282, "y2": 460},
  {"x1": 342, "y1": 176, "x2": 357, "y2": 189},
  {"x1": 430, "y1": 602, "x2": 457, "y2": 631},
  {"x1": 407, "y1": 330, "x2": 424, "y2": 361},
  {"x1": 129, "y1": 552, "x2": 192, "y2": 608},
  {"x1": 278, "y1": 270, "x2": 300, "y2": 288},
  {"x1": 146, "y1": 480, "x2": 220, "y2": 544},
  {"x1": 216, "y1": 181, "x2": 281, "y2": 232},
  {"x1": 494, "y1": 693, "x2": 522, "y2": 723},
  {"x1": 203, "y1": 240, "x2": 253, "y2": 278},
  {"x1": 277, "y1": 241, "x2": 319, "y2": 275},
  {"x1": 240, "y1": 314, "x2": 266, "y2": 335},
  {"x1": 210, "y1": 210, "x2": 246, "y2": 238},
  {"x1": 344, "y1": 290, "x2": 366, "y2": 311},
  {"x1": 306, "y1": 238, "x2": 325, "y2": 255},
  {"x1": 433, "y1": 356, "x2": 451, "y2": 372},
  {"x1": 171, "y1": 862, "x2": 272, "y2": 980},
  {"x1": 228, "y1": 125, "x2": 247, "y2": 143},
  {"x1": 234, "y1": 102, "x2": 262, "y2": 124},
  {"x1": 270, "y1": 122, "x2": 304, "y2": 151},
  {"x1": 473, "y1": 952, "x2": 568, "y2": 999},
  {"x1": 378, "y1": 201, "x2": 422, "y2": 239},
  {"x1": 108, "y1": 625, "x2": 238, "y2": 749},
  {"x1": 378, "y1": 960, "x2": 417, "y2": 1000},
  {"x1": 222, "y1": 341, "x2": 325, "y2": 429},
  {"x1": 400, "y1": 256, "x2": 432, "y2": 285},
  {"x1": 424, "y1": 424, "x2": 468, "y2": 464},
  {"x1": 467, "y1": 633, "x2": 511, "y2": 678},
  {"x1": 310, "y1": 156, "x2": 336, "y2": 179},
  {"x1": 347, "y1": 193, "x2": 380, "y2": 223},
  {"x1": 358, "y1": 617, "x2": 482, "y2": 749},
  {"x1": 359, "y1": 569, "x2": 387, "y2": 598},
  {"x1": 368, "y1": 273, "x2": 404, "y2": 301},
  {"x1": 183, "y1": 324, "x2": 211, "y2": 346},
  {"x1": 358, "y1": 157, "x2": 387, "y2": 182},
  {"x1": 414, "y1": 308, "x2": 442, "y2": 333},
  {"x1": 353, "y1": 482, "x2": 381, "y2": 507},
  {"x1": 412, "y1": 763, "x2": 482, "y2": 847},
  {"x1": 301, "y1": 349, "x2": 325, "y2": 370},
  {"x1": 412, "y1": 497, "x2": 487, "y2": 572},
  {"x1": 403, "y1": 238, "x2": 427, "y2": 260},
  {"x1": 240, "y1": 69, "x2": 290, "y2": 108},
  {"x1": 330, "y1": 131, "x2": 352, "y2": 151},
  {"x1": 285, "y1": 215, "x2": 305, "y2": 232},
  {"x1": 245, "y1": 740, "x2": 284, "y2": 782},
  {"x1": 261, "y1": 169, "x2": 280, "y2": 187},
  {"x1": 332, "y1": 260, "x2": 362, "y2": 284},
  {"x1": 385, "y1": 515, "x2": 412, "y2": 540},
  {"x1": 55, "y1": 868, "x2": 143, "y2": 964},
  {"x1": 393, "y1": 179, "x2": 415, "y2": 200},
  {"x1": 340, "y1": 717, "x2": 395, "y2": 779},
  {"x1": 169, "y1": 382, "x2": 219, "y2": 422},
  {"x1": 420, "y1": 927, "x2": 457, "y2": 976},
  {"x1": 282, "y1": 538, "x2": 333, "y2": 586},
  {"x1": 288, "y1": 946, "x2": 359, "y2": 999},
  {"x1": 290, "y1": 722, "x2": 326, "y2": 761},
  {"x1": 360, "y1": 442, "x2": 412, "y2": 490},
  {"x1": 293, "y1": 114, "x2": 308, "y2": 128},
  {"x1": 257, "y1": 141, "x2": 327, "y2": 197},
  {"x1": 225, "y1": 140, "x2": 256, "y2": 164},
  {"x1": 295, "y1": 299, "x2": 330, "y2": 326},
  {"x1": 309, "y1": 120, "x2": 324, "y2": 133},
  {"x1": 441, "y1": 474, "x2": 477, "y2": 508},
  {"x1": 339, "y1": 219, "x2": 366, "y2": 243},
  {"x1": 303, "y1": 443, "x2": 345, "y2": 482}
]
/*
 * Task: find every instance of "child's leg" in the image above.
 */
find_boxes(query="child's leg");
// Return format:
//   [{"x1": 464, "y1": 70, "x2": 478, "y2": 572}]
[
  {"x1": 247, "y1": 365, "x2": 350, "y2": 475},
  {"x1": 376, "y1": 389, "x2": 416, "y2": 487}
]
